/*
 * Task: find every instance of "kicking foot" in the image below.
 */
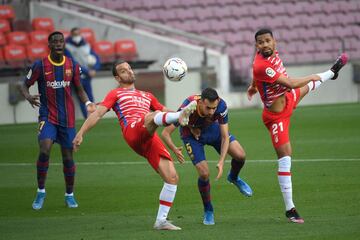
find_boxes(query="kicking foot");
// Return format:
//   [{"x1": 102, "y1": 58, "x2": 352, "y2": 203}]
[
  {"x1": 330, "y1": 53, "x2": 348, "y2": 80},
  {"x1": 227, "y1": 173, "x2": 253, "y2": 197},
  {"x1": 32, "y1": 191, "x2": 46, "y2": 210},
  {"x1": 153, "y1": 220, "x2": 181, "y2": 230},
  {"x1": 179, "y1": 100, "x2": 197, "y2": 126},
  {"x1": 203, "y1": 211, "x2": 215, "y2": 225},
  {"x1": 285, "y1": 208, "x2": 304, "y2": 224}
]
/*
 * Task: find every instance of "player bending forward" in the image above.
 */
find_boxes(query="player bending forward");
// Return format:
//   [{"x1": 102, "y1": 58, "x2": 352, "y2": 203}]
[
  {"x1": 248, "y1": 28, "x2": 348, "y2": 223},
  {"x1": 73, "y1": 60, "x2": 197, "y2": 230}
]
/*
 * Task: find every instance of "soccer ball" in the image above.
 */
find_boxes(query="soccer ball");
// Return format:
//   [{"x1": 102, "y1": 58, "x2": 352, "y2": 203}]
[{"x1": 163, "y1": 57, "x2": 188, "y2": 82}]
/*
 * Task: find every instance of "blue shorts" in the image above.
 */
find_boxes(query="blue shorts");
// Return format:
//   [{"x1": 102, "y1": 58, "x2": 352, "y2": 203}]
[
  {"x1": 181, "y1": 122, "x2": 236, "y2": 165},
  {"x1": 38, "y1": 120, "x2": 76, "y2": 149}
]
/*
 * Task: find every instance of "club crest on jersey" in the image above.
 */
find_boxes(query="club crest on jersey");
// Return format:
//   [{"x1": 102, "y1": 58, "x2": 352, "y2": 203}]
[
  {"x1": 47, "y1": 80, "x2": 71, "y2": 89},
  {"x1": 65, "y1": 69, "x2": 72, "y2": 77},
  {"x1": 265, "y1": 67, "x2": 276, "y2": 78}
]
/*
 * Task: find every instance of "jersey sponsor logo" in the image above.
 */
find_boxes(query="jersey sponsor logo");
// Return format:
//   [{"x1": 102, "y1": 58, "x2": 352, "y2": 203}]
[
  {"x1": 26, "y1": 69, "x2": 32, "y2": 79},
  {"x1": 46, "y1": 80, "x2": 71, "y2": 89},
  {"x1": 265, "y1": 67, "x2": 276, "y2": 78}
]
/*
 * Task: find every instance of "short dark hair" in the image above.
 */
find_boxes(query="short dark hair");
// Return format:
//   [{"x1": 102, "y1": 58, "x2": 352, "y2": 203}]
[
  {"x1": 254, "y1": 28, "x2": 273, "y2": 41},
  {"x1": 48, "y1": 31, "x2": 64, "y2": 42},
  {"x1": 112, "y1": 60, "x2": 126, "y2": 76},
  {"x1": 70, "y1": 27, "x2": 80, "y2": 33},
  {"x1": 201, "y1": 87, "x2": 219, "y2": 102}
]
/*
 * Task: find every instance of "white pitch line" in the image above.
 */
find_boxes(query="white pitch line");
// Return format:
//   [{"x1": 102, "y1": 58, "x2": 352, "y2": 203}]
[{"x1": 0, "y1": 158, "x2": 359, "y2": 167}]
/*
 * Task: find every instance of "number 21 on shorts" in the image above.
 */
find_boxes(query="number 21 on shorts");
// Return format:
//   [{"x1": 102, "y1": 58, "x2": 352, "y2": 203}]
[{"x1": 272, "y1": 121, "x2": 283, "y2": 143}]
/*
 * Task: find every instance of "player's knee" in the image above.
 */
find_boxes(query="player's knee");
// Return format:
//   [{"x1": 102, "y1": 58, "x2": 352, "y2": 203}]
[
  {"x1": 199, "y1": 171, "x2": 210, "y2": 180},
  {"x1": 165, "y1": 173, "x2": 179, "y2": 185}
]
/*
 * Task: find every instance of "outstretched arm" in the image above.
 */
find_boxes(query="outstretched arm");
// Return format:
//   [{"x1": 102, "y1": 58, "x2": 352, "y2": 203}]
[
  {"x1": 247, "y1": 79, "x2": 258, "y2": 101},
  {"x1": 73, "y1": 105, "x2": 108, "y2": 151},
  {"x1": 74, "y1": 84, "x2": 96, "y2": 114},
  {"x1": 161, "y1": 124, "x2": 185, "y2": 164},
  {"x1": 215, "y1": 123, "x2": 230, "y2": 180}
]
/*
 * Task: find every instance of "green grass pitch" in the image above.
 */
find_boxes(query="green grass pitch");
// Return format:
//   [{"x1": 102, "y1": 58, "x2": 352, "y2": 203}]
[{"x1": 0, "y1": 103, "x2": 359, "y2": 239}]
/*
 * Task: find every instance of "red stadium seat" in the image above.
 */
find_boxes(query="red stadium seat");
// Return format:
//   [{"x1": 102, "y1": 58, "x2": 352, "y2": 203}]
[
  {"x1": 93, "y1": 40, "x2": 114, "y2": 63},
  {"x1": 6, "y1": 31, "x2": 29, "y2": 45},
  {"x1": 26, "y1": 44, "x2": 48, "y2": 62},
  {"x1": 80, "y1": 28, "x2": 96, "y2": 46},
  {"x1": 3, "y1": 44, "x2": 27, "y2": 67},
  {"x1": 0, "y1": 32, "x2": 6, "y2": 46},
  {"x1": 29, "y1": 31, "x2": 49, "y2": 44},
  {"x1": 0, "y1": 5, "x2": 15, "y2": 20},
  {"x1": 32, "y1": 17, "x2": 55, "y2": 32},
  {"x1": 114, "y1": 39, "x2": 138, "y2": 61},
  {"x1": 0, "y1": 19, "x2": 11, "y2": 33}
]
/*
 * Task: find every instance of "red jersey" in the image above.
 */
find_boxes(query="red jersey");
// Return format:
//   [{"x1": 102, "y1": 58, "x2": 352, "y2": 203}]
[
  {"x1": 253, "y1": 51, "x2": 289, "y2": 108},
  {"x1": 25, "y1": 55, "x2": 81, "y2": 128},
  {"x1": 100, "y1": 88, "x2": 164, "y2": 130}
]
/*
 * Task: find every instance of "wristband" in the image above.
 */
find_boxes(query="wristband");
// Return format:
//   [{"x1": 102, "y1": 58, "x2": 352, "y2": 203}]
[{"x1": 85, "y1": 100, "x2": 92, "y2": 106}]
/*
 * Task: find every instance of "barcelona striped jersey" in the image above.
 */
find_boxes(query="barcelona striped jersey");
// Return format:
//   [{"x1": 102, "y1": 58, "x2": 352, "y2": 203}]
[{"x1": 25, "y1": 55, "x2": 81, "y2": 128}]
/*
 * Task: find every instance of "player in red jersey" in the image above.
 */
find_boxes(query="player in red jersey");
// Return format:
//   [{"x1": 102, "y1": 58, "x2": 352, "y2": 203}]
[
  {"x1": 72, "y1": 60, "x2": 197, "y2": 230},
  {"x1": 247, "y1": 28, "x2": 347, "y2": 223},
  {"x1": 18, "y1": 31, "x2": 96, "y2": 210}
]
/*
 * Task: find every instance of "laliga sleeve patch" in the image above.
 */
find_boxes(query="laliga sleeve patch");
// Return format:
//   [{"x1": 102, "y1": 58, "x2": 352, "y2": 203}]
[
  {"x1": 265, "y1": 67, "x2": 276, "y2": 78},
  {"x1": 26, "y1": 69, "x2": 32, "y2": 79}
]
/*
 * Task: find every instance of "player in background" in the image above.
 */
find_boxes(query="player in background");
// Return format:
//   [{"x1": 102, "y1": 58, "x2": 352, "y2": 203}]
[
  {"x1": 65, "y1": 27, "x2": 101, "y2": 118},
  {"x1": 161, "y1": 87, "x2": 253, "y2": 225},
  {"x1": 247, "y1": 28, "x2": 348, "y2": 223},
  {"x1": 18, "y1": 31, "x2": 96, "y2": 210},
  {"x1": 72, "y1": 60, "x2": 197, "y2": 230}
]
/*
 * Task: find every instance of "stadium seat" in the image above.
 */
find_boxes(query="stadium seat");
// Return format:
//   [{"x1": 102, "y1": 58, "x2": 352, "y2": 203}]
[
  {"x1": 80, "y1": 28, "x2": 96, "y2": 46},
  {"x1": 32, "y1": 17, "x2": 55, "y2": 32},
  {"x1": 29, "y1": 31, "x2": 49, "y2": 44},
  {"x1": 93, "y1": 40, "x2": 114, "y2": 63},
  {"x1": 0, "y1": 19, "x2": 11, "y2": 33},
  {"x1": 26, "y1": 44, "x2": 48, "y2": 62},
  {"x1": 6, "y1": 31, "x2": 29, "y2": 45},
  {"x1": 0, "y1": 5, "x2": 15, "y2": 20},
  {"x1": 0, "y1": 32, "x2": 6, "y2": 46},
  {"x1": 114, "y1": 39, "x2": 138, "y2": 61},
  {"x1": 3, "y1": 44, "x2": 27, "y2": 67}
]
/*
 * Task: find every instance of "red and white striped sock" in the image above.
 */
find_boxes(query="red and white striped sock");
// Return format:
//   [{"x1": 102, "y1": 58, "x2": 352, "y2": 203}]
[
  {"x1": 156, "y1": 183, "x2": 177, "y2": 221},
  {"x1": 278, "y1": 156, "x2": 295, "y2": 211},
  {"x1": 154, "y1": 112, "x2": 181, "y2": 126}
]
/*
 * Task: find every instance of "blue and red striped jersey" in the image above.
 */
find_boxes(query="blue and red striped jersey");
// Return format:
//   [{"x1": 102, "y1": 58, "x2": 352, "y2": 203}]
[
  {"x1": 25, "y1": 55, "x2": 81, "y2": 127},
  {"x1": 177, "y1": 95, "x2": 229, "y2": 138}
]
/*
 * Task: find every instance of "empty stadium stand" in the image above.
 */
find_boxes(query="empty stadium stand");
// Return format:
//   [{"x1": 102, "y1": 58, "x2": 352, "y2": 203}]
[{"x1": 80, "y1": 0, "x2": 360, "y2": 85}]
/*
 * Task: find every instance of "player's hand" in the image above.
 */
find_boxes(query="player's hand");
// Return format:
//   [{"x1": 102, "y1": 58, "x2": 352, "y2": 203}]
[
  {"x1": 86, "y1": 103, "x2": 97, "y2": 114},
  {"x1": 190, "y1": 127, "x2": 201, "y2": 140},
  {"x1": 89, "y1": 70, "x2": 96, "y2": 78},
  {"x1": 174, "y1": 146, "x2": 185, "y2": 164},
  {"x1": 72, "y1": 134, "x2": 83, "y2": 152},
  {"x1": 215, "y1": 160, "x2": 224, "y2": 180},
  {"x1": 26, "y1": 94, "x2": 41, "y2": 108},
  {"x1": 247, "y1": 85, "x2": 258, "y2": 101}
]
